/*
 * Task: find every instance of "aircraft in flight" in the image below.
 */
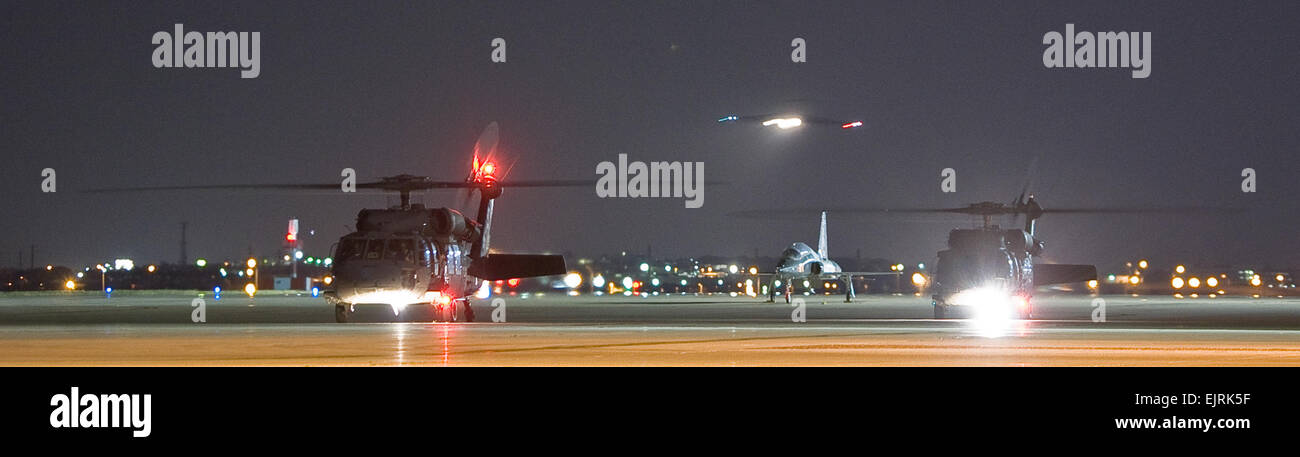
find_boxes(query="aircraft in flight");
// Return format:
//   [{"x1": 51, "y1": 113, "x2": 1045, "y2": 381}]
[{"x1": 717, "y1": 113, "x2": 864, "y2": 130}]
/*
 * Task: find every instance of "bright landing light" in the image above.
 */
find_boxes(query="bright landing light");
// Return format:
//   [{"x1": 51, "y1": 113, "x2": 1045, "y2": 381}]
[
  {"x1": 950, "y1": 287, "x2": 1022, "y2": 338},
  {"x1": 762, "y1": 117, "x2": 803, "y2": 129}
]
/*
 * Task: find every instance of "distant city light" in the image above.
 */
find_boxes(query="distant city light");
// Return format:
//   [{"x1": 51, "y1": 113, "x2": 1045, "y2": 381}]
[
  {"x1": 1175, "y1": 265, "x2": 1186, "y2": 274},
  {"x1": 1171, "y1": 277, "x2": 1184, "y2": 289},
  {"x1": 246, "y1": 258, "x2": 257, "y2": 269},
  {"x1": 195, "y1": 259, "x2": 207, "y2": 268},
  {"x1": 639, "y1": 263, "x2": 649, "y2": 272},
  {"x1": 911, "y1": 272, "x2": 927, "y2": 286},
  {"x1": 622, "y1": 277, "x2": 634, "y2": 289},
  {"x1": 244, "y1": 283, "x2": 257, "y2": 297},
  {"x1": 1138, "y1": 259, "x2": 1149, "y2": 269},
  {"x1": 591, "y1": 274, "x2": 606, "y2": 289},
  {"x1": 64, "y1": 280, "x2": 75, "y2": 290}
]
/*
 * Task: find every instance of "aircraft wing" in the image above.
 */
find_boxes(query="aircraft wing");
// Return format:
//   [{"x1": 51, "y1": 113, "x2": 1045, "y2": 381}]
[
  {"x1": 820, "y1": 272, "x2": 903, "y2": 279},
  {"x1": 756, "y1": 271, "x2": 900, "y2": 281}
]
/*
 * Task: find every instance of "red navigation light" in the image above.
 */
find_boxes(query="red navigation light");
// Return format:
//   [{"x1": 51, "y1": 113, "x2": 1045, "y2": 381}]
[
  {"x1": 494, "y1": 280, "x2": 505, "y2": 285},
  {"x1": 841, "y1": 121, "x2": 863, "y2": 129},
  {"x1": 507, "y1": 278, "x2": 520, "y2": 287},
  {"x1": 481, "y1": 162, "x2": 496, "y2": 178},
  {"x1": 286, "y1": 233, "x2": 296, "y2": 242}
]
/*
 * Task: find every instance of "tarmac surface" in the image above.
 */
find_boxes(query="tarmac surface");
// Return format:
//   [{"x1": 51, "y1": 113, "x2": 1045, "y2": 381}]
[{"x1": 2, "y1": 291, "x2": 1300, "y2": 366}]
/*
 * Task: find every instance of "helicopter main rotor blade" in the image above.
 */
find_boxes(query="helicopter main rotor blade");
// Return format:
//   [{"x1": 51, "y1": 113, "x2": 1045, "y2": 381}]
[
  {"x1": 81, "y1": 183, "x2": 350, "y2": 193},
  {"x1": 731, "y1": 205, "x2": 1240, "y2": 220},
  {"x1": 731, "y1": 207, "x2": 952, "y2": 220},
  {"x1": 81, "y1": 179, "x2": 593, "y2": 194},
  {"x1": 1039, "y1": 207, "x2": 1240, "y2": 214}
]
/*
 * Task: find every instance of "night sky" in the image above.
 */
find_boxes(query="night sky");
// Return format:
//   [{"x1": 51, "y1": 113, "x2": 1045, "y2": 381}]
[{"x1": 2, "y1": 1, "x2": 1296, "y2": 271}]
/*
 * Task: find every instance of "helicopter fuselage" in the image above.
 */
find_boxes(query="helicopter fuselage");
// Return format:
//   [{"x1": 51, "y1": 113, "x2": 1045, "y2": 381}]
[
  {"x1": 324, "y1": 205, "x2": 484, "y2": 316},
  {"x1": 930, "y1": 227, "x2": 1037, "y2": 317}
]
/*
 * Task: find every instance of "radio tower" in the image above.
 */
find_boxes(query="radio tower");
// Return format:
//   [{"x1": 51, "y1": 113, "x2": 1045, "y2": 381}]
[{"x1": 179, "y1": 222, "x2": 188, "y2": 266}]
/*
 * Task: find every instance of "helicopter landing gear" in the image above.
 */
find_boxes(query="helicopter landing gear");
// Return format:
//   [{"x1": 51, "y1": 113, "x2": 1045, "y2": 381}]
[
  {"x1": 429, "y1": 299, "x2": 474, "y2": 322},
  {"x1": 433, "y1": 302, "x2": 454, "y2": 322},
  {"x1": 334, "y1": 303, "x2": 353, "y2": 323},
  {"x1": 1017, "y1": 303, "x2": 1033, "y2": 320},
  {"x1": 933, "y1": 302, "x2": 949, "y2": 319}
]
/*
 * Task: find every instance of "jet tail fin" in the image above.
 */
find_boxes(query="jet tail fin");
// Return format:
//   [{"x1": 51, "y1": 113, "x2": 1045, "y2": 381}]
[
  {"x1": 817, "y1": 211, "x2": 828, "y2": 259},
  {"x1": 468, "y1": 254, "x2": 566, "y2": 281}
]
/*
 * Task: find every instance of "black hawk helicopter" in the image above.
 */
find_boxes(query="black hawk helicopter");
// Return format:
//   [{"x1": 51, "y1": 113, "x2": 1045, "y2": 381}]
[{"x1": 84, "y1": 122, "x2": 585, "y2": 322}]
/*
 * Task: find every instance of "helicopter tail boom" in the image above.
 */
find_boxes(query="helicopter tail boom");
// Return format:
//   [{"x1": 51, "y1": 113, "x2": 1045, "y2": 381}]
[
  {"x1": 467, "y1": 254, "x2": 567, "y2": 281},
  {"x1": 1033, "y1": 264, "x2": 1097, "y2": 286}
]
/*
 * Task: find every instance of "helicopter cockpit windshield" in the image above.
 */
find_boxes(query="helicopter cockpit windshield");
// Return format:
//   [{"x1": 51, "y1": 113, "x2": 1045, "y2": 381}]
[
  {"x1": 937, "y1": 249, "x2": 1014, "y2": 291},
  {"x1": 334, "y1": 237, "x2": 428, "y2": 265}
]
